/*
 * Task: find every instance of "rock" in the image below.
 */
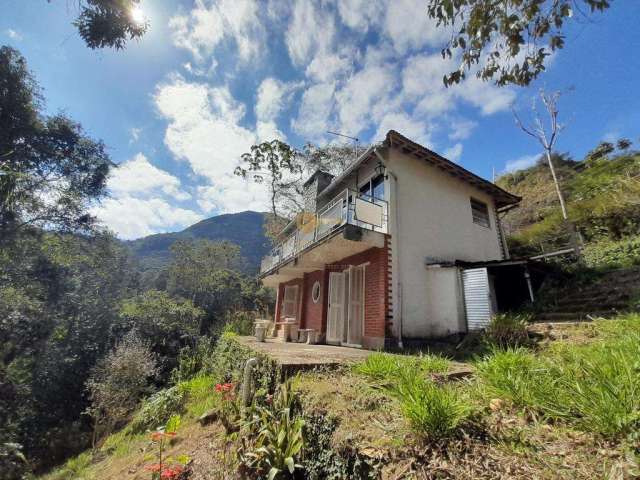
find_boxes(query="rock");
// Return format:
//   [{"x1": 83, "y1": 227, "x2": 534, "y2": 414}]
[{"x1": 198, "y1": 410, "x2": 219, "y2": 426}]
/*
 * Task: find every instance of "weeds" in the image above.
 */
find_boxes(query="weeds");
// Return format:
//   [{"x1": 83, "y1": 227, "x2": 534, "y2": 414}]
[{"x1": 484, "y1": 313, "x2": 531, "y2": 348}]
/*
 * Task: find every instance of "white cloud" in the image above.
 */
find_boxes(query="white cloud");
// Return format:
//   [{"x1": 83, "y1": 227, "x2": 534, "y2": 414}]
[
  {"x1": 305, "y1": 51, "x2": 353, "y2": 83},
  {"x1": 291, "y1": 82, "x2": 336, "y2": 140},
  {"x1": 94, "y1": 196, "x2": 203, "y2": 239},
  {"x1": 5, "y1": 29, "x2": 23, "y2": 41},
  {"x1": 129, "y1": 127, "x2": 141, "y2": 143},
  {"x1": 169, "y1": 0, "x2": 263, "y2": 63},
  {"x1": 444, "y1": 143, "x2": 463, "y2": 162},
  {"x1": 154, "y1": 75, "x2": 270, "y2": 214},
  {"x1": 504, "y1": 153, "x2": 540, "y2": 173},
  {"x1": 255, "y1": 78, "x2": 298, "y2": 124},
  {"x1": 286, "y1": 0, "x2": 336, "y2": 66},
  {"x1": 109, "y1": 153, "x2": 191, "y2": 201},
  {"x1": 337, "y1": 0, "x2": 384, "y2": 32},
  {"x1": 448, "y1": 119, "x2": 477, "y2": 141},
  {"x1": 375, "y1": 111, "x2": 431, "y2": 146},
  {"x1": 383, "y1": 0, "x2": 448, "y2": 53}
]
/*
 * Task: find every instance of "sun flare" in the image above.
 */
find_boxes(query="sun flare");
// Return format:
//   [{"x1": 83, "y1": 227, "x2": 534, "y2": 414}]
[{"x1": 130, "y1": 6, "x2": 146, "y2": 26}]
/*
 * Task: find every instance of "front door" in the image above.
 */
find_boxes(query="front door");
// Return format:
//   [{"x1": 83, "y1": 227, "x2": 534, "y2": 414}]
[
  {"x1": 345, "y1": 265, "x2": 365, "y2": 346},
  {"x1": 327, "y1": 272, "x2": 345, "y2": 344}
]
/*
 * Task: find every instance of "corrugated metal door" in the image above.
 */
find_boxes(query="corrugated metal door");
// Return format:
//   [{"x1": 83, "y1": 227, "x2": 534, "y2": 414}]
[{"x1": 462, "y1": 268, "x2": 492, "y2": 331}]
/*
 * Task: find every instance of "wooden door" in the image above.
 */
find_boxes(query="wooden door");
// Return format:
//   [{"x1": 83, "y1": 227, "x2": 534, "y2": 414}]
[
  {"x1": 346, "y1": 265, "x2": 365, "y2": 346},
  {"x1": 327, "y1": 272, "x2": 345, "y2": 344}
]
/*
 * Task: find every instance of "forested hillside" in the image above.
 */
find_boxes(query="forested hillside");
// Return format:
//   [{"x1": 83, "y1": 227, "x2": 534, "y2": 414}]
[
  {"x1": 127, "y1": 211, "x2": 269, "y2": 273},
  {"x1": 496, "y1": 143, "x2": 640, "y2": 267}
]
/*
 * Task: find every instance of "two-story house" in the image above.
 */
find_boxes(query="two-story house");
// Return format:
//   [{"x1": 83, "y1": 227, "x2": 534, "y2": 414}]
[{"x1": 259, "y1": 130, "x2": 521, "y2": 350}]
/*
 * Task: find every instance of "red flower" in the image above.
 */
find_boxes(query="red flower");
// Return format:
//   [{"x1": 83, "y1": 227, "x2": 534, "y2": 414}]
[
  {"x1": 150, "y1": 431, "x2": 177, "y2": 442},
  {"x1": 265, "y1": 394, "x2": 273, "y2": 405},
  {"x1": 160, "y1": 465, "x2": 184, "y2": 479},
  {"x1": 144, "y1": 463, "x2": 162, "y2": 472},
  {"x1": 215, "y1": 383, "x2": 235, "y2": 393}
]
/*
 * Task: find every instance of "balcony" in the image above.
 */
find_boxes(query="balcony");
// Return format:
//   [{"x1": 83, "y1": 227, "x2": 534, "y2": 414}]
[{"x1": 260, "y1": 189, "x2": 388, "y2": 276}]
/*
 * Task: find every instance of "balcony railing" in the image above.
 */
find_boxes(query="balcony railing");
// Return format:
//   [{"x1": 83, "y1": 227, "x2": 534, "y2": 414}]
[{"x1": 260, "y1": 189, "x2": 388, "y2": 274}]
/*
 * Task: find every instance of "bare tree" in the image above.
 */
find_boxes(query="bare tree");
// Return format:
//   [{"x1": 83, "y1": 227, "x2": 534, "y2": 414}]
[{"x1": 513, "y1": 89, "x2": 582, "y2": 252}]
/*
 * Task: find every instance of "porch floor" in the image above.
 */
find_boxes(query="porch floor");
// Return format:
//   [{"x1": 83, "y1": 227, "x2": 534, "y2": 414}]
[{"x1": 236, "y1": 336, "x2": 372, "y2": 368}]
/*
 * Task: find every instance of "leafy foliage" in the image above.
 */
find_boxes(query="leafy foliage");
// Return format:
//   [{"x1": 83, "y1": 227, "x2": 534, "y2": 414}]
[
  {"x1": 71, "y1": 0, "x2": 148, "y2": 50},
  {"x1": 582, "y1": 237, "x2": 640, "y2": 269},
  {"x1": 0, "y1": 46, "x2": 112, "y2": 243},
  {"x1": 127, "y1": 387, "x2": 185, "y2": 435},
  {"x1": 237, "y1": 379, "x2": 305, "y2": 480},
  {"x1": 426, "y1": 0, "x2": 611, "y2": 87}
]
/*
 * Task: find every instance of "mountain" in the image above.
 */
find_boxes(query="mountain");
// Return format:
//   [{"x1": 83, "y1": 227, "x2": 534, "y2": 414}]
[{"x1": 126, "y1": 210, "x2": 269, "y2": 273}]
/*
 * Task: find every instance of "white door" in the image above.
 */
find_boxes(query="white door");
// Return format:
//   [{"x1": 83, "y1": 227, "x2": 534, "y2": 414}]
[
  {"x1": 346, "y1": 265, "x2": 365, "y2": 346},
  {"x1": 327, "y1": 272, "x2": 345, "y2": 344}
]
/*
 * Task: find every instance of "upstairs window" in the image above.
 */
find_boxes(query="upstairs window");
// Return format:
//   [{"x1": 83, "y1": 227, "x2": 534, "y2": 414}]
[
  {"x1": 470, "y1": 198, "x2": 491, "y2": 228},
  {"x1": 359, "y1": 174, "x2": 385, "y2": 201}
]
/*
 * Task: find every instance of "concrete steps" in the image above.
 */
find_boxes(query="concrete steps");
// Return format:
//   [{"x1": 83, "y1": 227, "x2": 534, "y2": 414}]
[{"x1": 534, "y1": 267, "x2": 639, "y2": 323}]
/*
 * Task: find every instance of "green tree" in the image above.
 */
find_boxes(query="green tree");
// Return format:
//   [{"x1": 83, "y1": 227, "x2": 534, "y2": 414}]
[
  {"x1": 426, "y1": 0, "x2": 611, "y2": 87},
  {"x1": 47, "y1": 0, "x2": 148, "y2": 50},
  {"x1": 118, "y1": 290, "x2": 204, "y2": 378},
  {"x1": 0, "y1": 46, "x2": 112, "y2": 244}
]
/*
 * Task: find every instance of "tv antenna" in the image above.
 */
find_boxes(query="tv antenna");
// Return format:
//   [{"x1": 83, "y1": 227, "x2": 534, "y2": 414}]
[{"x1": 327, "y1": 131, "x2": 360, "y2": 160}]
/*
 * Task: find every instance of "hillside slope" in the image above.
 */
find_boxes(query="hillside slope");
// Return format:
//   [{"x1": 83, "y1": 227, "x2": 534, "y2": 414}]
[
  {"x1": 127, "y1": 211, "x2": 269, "y2": 273},
  {"x1": 496, "y1": 151, "x2": 640, "y2": 257}
]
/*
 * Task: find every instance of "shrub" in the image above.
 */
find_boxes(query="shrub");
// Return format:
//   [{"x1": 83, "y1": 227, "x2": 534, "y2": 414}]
[
  {"x1": 392, "y1": 372, "x2": 472, "y2": 441},
  {"x1": 0, "y1": 442, "x2": 29, "y2": 480},
  {"x1": 484, "y1": 313, "x2": 531, "y2": 348},
  {"x1": 222, "y1": 310, "x2": 256, "y2": 336},
  {"x1": 86, "y1": 332, "x2": 158, "y2": 440},
  {"x1": 128, "y1": 386, "x2": 186, "y2": 434},
  {"x1": 170, "y1": 336, "x2": 216, "y2": 384},
  {"x1": 583, "y1": 236, "x2": 640, "y2": 269}
]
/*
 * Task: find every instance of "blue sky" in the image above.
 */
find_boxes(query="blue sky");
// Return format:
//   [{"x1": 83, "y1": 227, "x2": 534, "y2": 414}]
[{"x1": 2, "y1": 0, "x2": 639, "y2": 239}]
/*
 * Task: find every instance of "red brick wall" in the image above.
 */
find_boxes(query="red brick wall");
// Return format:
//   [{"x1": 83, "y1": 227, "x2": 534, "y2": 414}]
[{"x1": 301, "y1": 269, "x2": 326, "y2": 332}]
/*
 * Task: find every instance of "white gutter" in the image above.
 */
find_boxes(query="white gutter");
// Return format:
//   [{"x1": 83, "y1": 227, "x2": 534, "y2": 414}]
[{"x1": 374, "y1": 147, "x2": 403, "y2": 349}]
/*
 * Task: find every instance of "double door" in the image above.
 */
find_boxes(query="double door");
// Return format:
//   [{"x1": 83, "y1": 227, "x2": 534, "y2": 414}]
[{"x1": 327, "y1": 265, "x2": 365, "y2": 346}]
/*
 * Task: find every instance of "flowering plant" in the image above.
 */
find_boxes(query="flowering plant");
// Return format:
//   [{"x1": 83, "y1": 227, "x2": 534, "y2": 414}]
[{"x1": 144, "y1": 430, "x2": 188, "y2": 480}]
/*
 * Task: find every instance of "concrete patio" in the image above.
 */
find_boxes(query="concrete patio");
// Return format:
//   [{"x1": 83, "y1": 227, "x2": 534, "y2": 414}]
[{"x1": 236, "y1": 336, "x2": 372, "y2": 368}]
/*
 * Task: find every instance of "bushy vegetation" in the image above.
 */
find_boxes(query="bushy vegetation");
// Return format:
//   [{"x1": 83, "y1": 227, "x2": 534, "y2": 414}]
[
  {"x1": 582, "y1": 236, "x2": 640, "y2": 269},
  {"x1": 127, "y1": 387, "x2": 186, "y2": 435},
  {"x1": 86, "y1": 332, "x2": 158, "y2": 440},
  {"x1": 483, "y1": 313, "x2": 532, "y2": 348}
]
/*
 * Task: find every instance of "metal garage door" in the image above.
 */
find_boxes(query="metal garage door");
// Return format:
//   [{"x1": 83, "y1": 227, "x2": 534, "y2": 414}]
[{"x1": 462, "y1": 268, "x2": 492, "y2": 331}]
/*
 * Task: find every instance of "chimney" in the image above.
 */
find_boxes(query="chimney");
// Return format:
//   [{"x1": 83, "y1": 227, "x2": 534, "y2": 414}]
[{"x1": 302, "y1": 170, "x2": 334, "y2": 213}]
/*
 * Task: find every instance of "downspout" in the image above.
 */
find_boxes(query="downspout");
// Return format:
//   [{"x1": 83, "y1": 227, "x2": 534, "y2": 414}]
[{"x1": 374, "y1": 148, "x2": 403, "y2": 349}]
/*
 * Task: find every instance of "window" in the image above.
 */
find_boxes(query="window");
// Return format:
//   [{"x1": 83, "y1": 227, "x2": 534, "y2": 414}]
[
  {"x1": 470, "y1": 198, "x2": 491, "y2": 228},
  {"x1": 359, "y1": 174, "x2": 385, "y2": 201},
  {"x1": 311, "y1": 281, "x2": 321, "y2": 303},
  {"x1": 282, "y1": 285, "x2": 298, "y2": 319}
]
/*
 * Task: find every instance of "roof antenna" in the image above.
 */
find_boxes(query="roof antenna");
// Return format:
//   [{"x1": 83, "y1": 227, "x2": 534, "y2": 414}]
[{"x1": 327, "y1": 131, "x2": 360, "y2": 162}]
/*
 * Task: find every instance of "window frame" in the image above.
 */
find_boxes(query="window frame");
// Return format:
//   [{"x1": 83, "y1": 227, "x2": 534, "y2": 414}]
[
  {"x1": 358, "y1": 173, "x2": 386, "y2": 202},
  {"x1": 470, "y1": 197, "x2": 491, "y2": 228}
]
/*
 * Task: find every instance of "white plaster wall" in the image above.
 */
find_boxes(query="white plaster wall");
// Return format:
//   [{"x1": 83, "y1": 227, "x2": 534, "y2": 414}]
[{"x1": 387, "y1": 149, "x2": 503, "y2": 338}]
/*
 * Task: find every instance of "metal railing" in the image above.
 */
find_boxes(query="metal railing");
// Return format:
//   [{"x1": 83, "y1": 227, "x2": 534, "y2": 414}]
[{"x1": 260, "y1": 189, "x2": 388, "y2": 274}]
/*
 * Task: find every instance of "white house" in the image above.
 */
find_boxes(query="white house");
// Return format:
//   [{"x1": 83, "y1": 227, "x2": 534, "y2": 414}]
[{"x1": 259, "y1": 130, "x2": 522, "y2": 350}]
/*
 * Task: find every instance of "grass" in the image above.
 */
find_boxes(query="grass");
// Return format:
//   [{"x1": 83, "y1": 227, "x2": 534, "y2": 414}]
[
  {"x1": 353, "y1": 351, "x2": 450, "y2": 383},
  {"x1": 178, "y1": 373, "x2": 217, "y2": 418},
  {"x1": 42, "y1": 452, "x2": 93, "y2": 480},
  {"x1": 354, "y1": 352, "x2": 471, "y2": 441},
  {"x1": 476, "y1": 314, "x2": 640, "y2": 438}
]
